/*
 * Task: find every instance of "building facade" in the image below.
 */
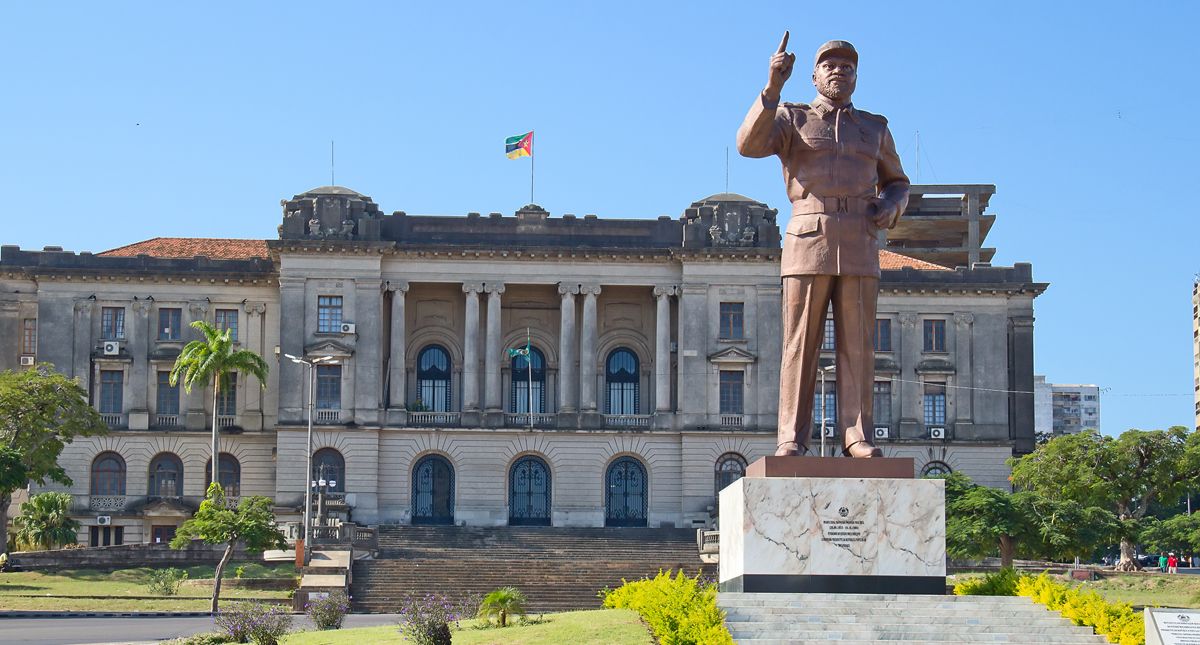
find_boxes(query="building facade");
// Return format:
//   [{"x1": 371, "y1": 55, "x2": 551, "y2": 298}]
[
  {"x1": 1033, "y1": 377, "x2": 1101, "y2": 436},
  {"x1": 0, "y1": 185, "x2": 1046, "y2": 545}
]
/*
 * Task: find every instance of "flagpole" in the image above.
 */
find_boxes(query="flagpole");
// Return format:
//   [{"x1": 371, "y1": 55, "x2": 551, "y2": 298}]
[
  {"x1": 526, "y1": 327, "x2": 533, "y2": 429},
  {"x1": 530, "y1": 132, "x2": 535, "y2": 205}
]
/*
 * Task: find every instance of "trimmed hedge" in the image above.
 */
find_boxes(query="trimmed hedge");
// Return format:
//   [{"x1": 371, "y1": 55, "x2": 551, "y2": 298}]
[
  {"x1": 953, "y1": 567, "x2": 1020, "y2": 597},
  {"x1": 601, "y1": 570, "x2": 733, "y2": 645}
]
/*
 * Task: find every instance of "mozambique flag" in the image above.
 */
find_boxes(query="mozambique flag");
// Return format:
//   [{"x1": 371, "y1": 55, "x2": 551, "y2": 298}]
[{"x1": 505, "y1": 131, "x2": 533, "y2": 159}]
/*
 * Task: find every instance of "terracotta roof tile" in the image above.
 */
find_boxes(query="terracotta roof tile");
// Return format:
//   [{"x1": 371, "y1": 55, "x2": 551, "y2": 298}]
[
  {"x1": 100, "y1": 238, "x2": 269, "y2": 260},
  {"x1": 879, "y1": 250, "x2": 951, "y2": 271}
]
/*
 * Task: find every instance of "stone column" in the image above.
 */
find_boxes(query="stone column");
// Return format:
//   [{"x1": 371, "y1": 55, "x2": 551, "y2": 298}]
[
  {"x1": 953, "y1": 312, "x2": 974, "y2": 433},
  {"x1": 579, "y1": 285, "x2": 601, "y2": 413},
  {"x1": 462, "y1": 283, "x2": 483, "y2": 413},
  {"x1": 1009, "y1": 315, "x2": 1036, "y2": 455},
  {"x1": 387, "y1": 281, "x2": 409, "y2": 414},
  {"x1": 653, "y1": 285, "x2": 675, "y2": 413},
  {"x1": 897, "y1": 312, "x2": 920, "y2": 438},
  {"x1": 484, "y1": 283, "x2": 505, "y2": 416},
  {"x1": 354, "y1": 279, "x2": 383, "y2": 425},
  {"x1": 557, "y1": 283, "x2": 579, "y2": 413},
  {"x1": 127, "y1": 299, "x2": 152, "y2": 429},
  {"x1": 277, "y1": 278, "x2": 305, "y2": 425},
  {"x1": 72, "y1": 300, "x2": 95, "y2": 390},
  {"x1": 243, "y1": 302, "x2": 267, "y2": 430},
  {"x1": 184, "y1": 300, "x2": 211, "y2": 430}
]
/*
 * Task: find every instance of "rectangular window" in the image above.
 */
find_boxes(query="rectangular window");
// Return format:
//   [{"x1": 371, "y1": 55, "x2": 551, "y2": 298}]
[
  {"x1": 874, "y1": 319, "x2": 892, "y2": 352},
  {"x1": 99, "y1": 370, "x2": 123, "y2": 414},
  {"x1": 156, "y1": 371, "x2": 179, "y2": 416},
  {"x1": 158, "y1": 308, "x2": 182, "y2": 341},
  {"x1": 215, "y1": 309, "x2": 238, "y2": 341},
  {"x1": 316, "y1": 365, "x2": 342, "y2": 409},
  {"x1": 217, "y1": 373, "x2": 237, "y2": 416},
  {"x1": 821, "y1": 319, "x2": 835, "y2": 351},
  {"x1": 812, "y1": 388, "x2": 836, "y2": 426},
  {"x1": 923, "y1": 319, "x2": 946, "y2": 352},
  {"x1": 719, "y1": 302, "x2": 744, "y2": 339},
  {"x1": 924, "y1": 382, "x2": 947, "y2": 426},
  {"x1": 101, "y1": 307, "x2": 125, "y2": 340},
  {"x1": 874, "y1": 381, "x2": 892, "y2": 425},
  {"x1": 719, "y1": 370, "x2": 744, "y2": 415},
  {"x1": 21, "y1": 318, "x2": 36, "y2": 355},
  {"x1": 318, "y1": 296, "x2": 343, "y2": 333}
]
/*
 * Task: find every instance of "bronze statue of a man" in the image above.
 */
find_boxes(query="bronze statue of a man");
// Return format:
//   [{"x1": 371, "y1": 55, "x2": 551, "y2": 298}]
[{"x1": 737, "y1": 34, "x2": 910, "y2": 458}]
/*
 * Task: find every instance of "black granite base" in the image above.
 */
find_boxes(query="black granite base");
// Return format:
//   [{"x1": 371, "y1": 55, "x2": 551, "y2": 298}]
[{"x1": 719, "y1": 574, "x2": 945, "y2": 595}]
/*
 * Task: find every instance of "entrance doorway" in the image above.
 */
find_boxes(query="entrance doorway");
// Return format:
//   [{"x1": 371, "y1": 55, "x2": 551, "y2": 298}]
[
  {"x1": 605, "y1": 457, "x2": 648, "y2": 527},
  {"x1": 412, "y1": 455, "x2": 454, "y2": 525},
  {"x1": 509, "y1": 456, "x2": 551, "y2": 526}
]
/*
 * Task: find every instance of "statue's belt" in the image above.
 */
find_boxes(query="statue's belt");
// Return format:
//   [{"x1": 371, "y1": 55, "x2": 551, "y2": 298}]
[{"x1": 792, "y1": 195, "x2": 874, "y2": 215}]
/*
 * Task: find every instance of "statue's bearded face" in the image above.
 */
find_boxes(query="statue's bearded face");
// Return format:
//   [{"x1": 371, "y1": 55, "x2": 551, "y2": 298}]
[{"x1": 812, "y1": 56, "x2": 857, "y2": 102}]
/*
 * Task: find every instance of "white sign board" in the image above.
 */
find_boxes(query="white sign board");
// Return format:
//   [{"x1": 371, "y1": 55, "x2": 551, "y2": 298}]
[{"x1": 1147, "y1": 608, "x2": 1200, "y2": 645}]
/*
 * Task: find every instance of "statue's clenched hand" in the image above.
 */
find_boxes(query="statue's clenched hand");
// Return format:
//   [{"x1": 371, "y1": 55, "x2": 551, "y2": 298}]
[{"x1": 765, "y1": 31, "x2": 795, "y2": 102}]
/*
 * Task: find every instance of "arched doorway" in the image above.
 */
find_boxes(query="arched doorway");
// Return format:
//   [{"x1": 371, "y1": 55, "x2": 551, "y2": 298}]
[
  {"x1": 605, "y1": 456, "x2": 647, "y2": 527},
  {"x1": 509, "y1": 456, "x2": 551, "y2": 526},
  {"x1": 412, "y1": 455, "x2": 454, "y2": 525}
]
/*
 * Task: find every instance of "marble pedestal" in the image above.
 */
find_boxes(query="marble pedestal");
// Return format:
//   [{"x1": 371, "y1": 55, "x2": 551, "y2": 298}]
[{"x1": 719, "y1": 472, "x2": 945, "y2": 594}]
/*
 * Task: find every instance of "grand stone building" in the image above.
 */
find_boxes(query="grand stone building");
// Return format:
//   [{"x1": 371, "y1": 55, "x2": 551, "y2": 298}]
[{"x1": 0, "y1": 184, "x2": 1045, "y2": 545}]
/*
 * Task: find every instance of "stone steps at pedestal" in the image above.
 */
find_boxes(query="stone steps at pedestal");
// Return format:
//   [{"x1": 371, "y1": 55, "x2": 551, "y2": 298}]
[{"x1": 718, "y1": 593, "x2": 1109, "y2": 644}]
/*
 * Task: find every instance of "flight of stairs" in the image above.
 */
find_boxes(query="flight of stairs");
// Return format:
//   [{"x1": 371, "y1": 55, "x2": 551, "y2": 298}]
[
  {"x1": 351, "y1": 525, "x2": 713, "y2": 614},
  {"x1": 718, "y1": 592, "x2": 1110, "y2": 644}
]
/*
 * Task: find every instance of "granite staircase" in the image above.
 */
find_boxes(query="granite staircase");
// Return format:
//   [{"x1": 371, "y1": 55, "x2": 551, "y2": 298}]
[
  {"x1": 351, "y1": 525, "x2": 713, "y2": 614},
  {"x1": 718, "y1": 592, "x2": 1109, "y2": 644}
]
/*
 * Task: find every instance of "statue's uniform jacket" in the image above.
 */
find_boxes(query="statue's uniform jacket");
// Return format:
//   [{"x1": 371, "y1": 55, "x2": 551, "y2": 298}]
[{"x1": 737, "y1": 93, "x2": 910, "y2": 277}]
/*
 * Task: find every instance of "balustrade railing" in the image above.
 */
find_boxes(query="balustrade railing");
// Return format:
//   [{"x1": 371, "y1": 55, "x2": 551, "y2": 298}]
[
  {"x1": 100, "y1": 414, "x2": 125, "y2": 429},
  {"x1": 90, "y1": 495, "x2": 128, "y2": 512},
  {"x1": 604, "y1": 414, "x2": 652, "y2": 428},
  {"x1": 409, "y1": 411, "x2": 461, "y2": 427},
  {"x1": 504, "y1": 413, "x2": 556, "y2": 428},
  {"x1": 216, "y1": 415, "x2": 236, "y2": 429},
  {"x1": 155, "y1": 414, "x2": 180, "y2": 428},
  {"x1": 720, "y1": 414, "x2": 744, "y2": 428},
  {"x1": 315, "y1": 409, "x2": 341, "y2": 423}
]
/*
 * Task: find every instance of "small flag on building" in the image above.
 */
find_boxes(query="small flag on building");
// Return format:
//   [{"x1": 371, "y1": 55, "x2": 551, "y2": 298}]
[{"x1": 505, "y1": 131, "x2": 533, "y2": 159}]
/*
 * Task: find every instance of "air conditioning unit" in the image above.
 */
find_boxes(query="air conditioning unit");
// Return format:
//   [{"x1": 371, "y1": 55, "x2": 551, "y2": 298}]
[
  {"x1": 340, "y1": 323, "x2": 356, "y2": 334},
  {"x1": 874, "y1": 426, "x2": 890, "y2": 440},
  {"x1": 929, "y1": 427, "x2": 946, "y2": 440},
  {"x1": 102, "y1": 341, "x2": 120, "y2": 356},
  {"x1": 822, "y1": 426, "x2": 835, "y2": 438},
  {"x1": 19, "y1": 355, "x2": 35, "y2": 366},
  {"x1": 96, "y1": 516, "x2": 112, "y2": 526}
]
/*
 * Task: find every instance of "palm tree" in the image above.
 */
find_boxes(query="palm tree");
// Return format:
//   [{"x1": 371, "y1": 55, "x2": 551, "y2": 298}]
[
  {"x1": 170, "y1": 320, "x2": 269, "y2": 490},
  {"x1": 477, "y1": 586, "x2": 528, "y2": 627},
  {"x1": 12, "y1": 492, "x2": 80, "y2": 551}
]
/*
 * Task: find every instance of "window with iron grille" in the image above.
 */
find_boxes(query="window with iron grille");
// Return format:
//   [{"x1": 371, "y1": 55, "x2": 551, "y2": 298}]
[
  {"x1": 719, "y1": 370, "x2": 744, "y2": 415},
  {"x1": 510, "y1": 348, "x2": 546, "y2": 413},
  {"x1": 317, "y1": 296, "x2": 343, "y2": 332},
  {"x1": 719, "y1": 302, "x2": 744, "y2": 339},
  {"x1": 812, "y1": 388, "x2": 836, "y2": 426},
  {"x1": 22, "y1": 318, "x2": 36, "y2": 355},
  {"x1": 215, "y1": 309, "x2": 238, "y2": 341},
  {"x1": 923, "y1": 319, "x2": 946, "y2": 352},
  {"x1": 158, "y1": 308, "x2": 181, "y2": 341},
  {"x1": 924, "y1": 382, "x2": 947, "y2": 425},
  {"x1": 316, "y1": 364, "x2": 341, "y2": 409},
  {"x1": 216, "y1": 373, "x2": 237, "y2": 416},
  {"x1": 99, "y1": 370, "x2": 123, "y2": 414},
  {"x1": 873, "y1": 381, "x2": 892, "y2": 425},
  {"x1": 148, "y1": 453, "x2": 183, "y2": 497},
  {"x1": 715, "y1": 453, "x2": 748, "y2": 495},
  {"x1": 822, "y1": 319, "x2": 835, "y2": 350},
  {"x1": 605, "y1": 348, "x2": 639, "y2": 414},
  {"x1": 156, "y1": 371, "x2": 179, "y2": 416},
  {"x1": 101, "y1": 307, "x2": 125, "y2": 339},
  {"x1": 874, "y1": 318, "x2": 892, "y2": 352}
]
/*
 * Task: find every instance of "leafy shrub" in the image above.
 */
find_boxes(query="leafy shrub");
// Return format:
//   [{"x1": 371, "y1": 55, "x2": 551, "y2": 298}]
[
  {"x1": 1017, "y1": 573, "x2": 1144, "y2": 645},
  {"x1": 601, "y1": 570, "x2": 734, "y2": 645},
  {"x1": 477, "y1": 586, "x2": 528, "y2": 627},
  {"x1": 235, "y1": 566, "x2": 245, "y2": 579},
  {"x1": 306, "y1": 590, "x2": 351, "y2": 630},
  {"x1": 397, "y1": 593, "x2": 472, "y2": 645},
  {"x1": 146, "y1": 567, "x2": 189, "y2": 596},
  {"x1": 164, "y1": 632, "x2": 233, "y2": 645},
  {"x1": 214, "y1": 601, "x2": 293, "y2": 645},
  {"x1": 953, "y1": 567, "x2": 1020, "y2": 596}
]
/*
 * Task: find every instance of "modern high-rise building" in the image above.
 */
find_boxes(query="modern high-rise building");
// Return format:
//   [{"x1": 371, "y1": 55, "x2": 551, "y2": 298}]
[{"x1": 1034, "y1": 376, "x2": 1101, "y2": 436}]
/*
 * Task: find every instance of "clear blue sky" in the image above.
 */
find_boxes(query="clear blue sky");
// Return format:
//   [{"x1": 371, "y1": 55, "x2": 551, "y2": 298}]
[{"x1": 3, "y1": 1, "x2": 1196, "y2": 434}]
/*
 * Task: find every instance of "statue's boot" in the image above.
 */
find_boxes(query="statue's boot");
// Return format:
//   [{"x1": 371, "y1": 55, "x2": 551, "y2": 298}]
[
  {"x1": 775, "y1": 441, "x2": 812, "y2": 457},
  {"x1": 843, "y1": 440, "x2": 882, "y2": 458}
]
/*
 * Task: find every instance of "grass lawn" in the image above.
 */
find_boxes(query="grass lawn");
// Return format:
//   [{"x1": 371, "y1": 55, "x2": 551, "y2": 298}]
[
  {"x1": 0, "y1": 562, "x2": 294, "y2": 611},
  {"x1": 1074, "y1": 573, "x2": 1200, "y2": 608},
  {"x1": 283, "y1": 609, "x2": 653, "y2": 645}
]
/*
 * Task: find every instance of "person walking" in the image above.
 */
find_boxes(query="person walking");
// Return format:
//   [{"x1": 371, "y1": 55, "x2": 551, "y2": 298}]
[
  {"x1": 1169, "y1": 553, "x2": 1179, "y2": 574},
  {"x1": 1160, "y1": 553, "x2": 1168, "y2": 573}
]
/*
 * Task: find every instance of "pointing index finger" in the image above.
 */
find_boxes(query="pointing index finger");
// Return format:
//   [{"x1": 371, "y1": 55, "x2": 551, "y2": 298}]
[{"x1": 776, "y1": 30, "x2": 790, "y2": 54}]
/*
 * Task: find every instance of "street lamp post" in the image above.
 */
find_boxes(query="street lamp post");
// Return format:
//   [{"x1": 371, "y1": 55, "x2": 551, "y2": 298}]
[
  {"x1": 819, "y1": 364, "x2": 836, "y2": 457},
  {"x1": 285, "y1": 353, "x2": 332, "y2": 566}
]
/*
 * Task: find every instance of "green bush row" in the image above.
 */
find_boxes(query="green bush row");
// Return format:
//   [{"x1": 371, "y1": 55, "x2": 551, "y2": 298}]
[
  {"x1": 600, "y1": 570, "x2": 732, "y2": 645},
  {"x1": 953, "y1": 569, "x2": 1144, "y2": 645}
]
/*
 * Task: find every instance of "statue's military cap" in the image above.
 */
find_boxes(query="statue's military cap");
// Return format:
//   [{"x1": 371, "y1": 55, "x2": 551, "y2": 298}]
[{"x1": 814, "y1": 40, "x2": 858, "y2": 66}]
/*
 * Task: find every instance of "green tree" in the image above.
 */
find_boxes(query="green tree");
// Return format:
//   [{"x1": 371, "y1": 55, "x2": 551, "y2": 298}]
[
  {"x1": 169, "y1": 321, "x2": 268, "y2": 491},
  {"x1": 1140, "y1": 513, "x2": 1200, "y2": 554},
  {"x1": 1010, "y1": 427, "x2": 1200, "y2": 571},
  {"x1": 0, "y1": 365, "x2": 106, "y2": 551},
  {"x1": 170, "y1": 483, "x2": 287, "y2": 613},
  {"x1": 477, "y1": 586, "x2": 528, "y2": 627},
  {"x1": 11, "y1": 492, "x2": 81, "y2": 551}
]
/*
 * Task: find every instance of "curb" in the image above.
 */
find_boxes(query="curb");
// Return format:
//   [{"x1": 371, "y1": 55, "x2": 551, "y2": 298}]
[{"x1": 0, "y1": 611, "x2": 213, "y2": 618}]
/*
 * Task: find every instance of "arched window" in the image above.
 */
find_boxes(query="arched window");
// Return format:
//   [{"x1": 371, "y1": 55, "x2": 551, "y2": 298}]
[
  {"x1": 416, "y1": 345, "x2": 452, "y2": 412},
  {"x1": 605, "y1": 348, "x2": 639, "y2": 415},
  {"x1": 714, "y1": 452, "x2": 748, "y2": 495},
  {"x1": 148, "y1": 452, "x2": 183, "y2": 497},
  {"x1": 91, "y1": 452, "x2": 126, "y2": 496},
  {"x1": 921, "y1": 461, "x2": 952, "y2": 477},
  {"x1": 510, "y1": 347, "x2": 546, "y2": 413},
  {"x1": 312, "y1": 448, "x2": 345, "y2": 493},
  {"x1": 205, "y1": 453, "x2": 241, "y2": 496}
]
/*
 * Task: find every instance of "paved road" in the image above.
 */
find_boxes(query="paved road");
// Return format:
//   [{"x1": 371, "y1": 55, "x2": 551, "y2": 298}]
[{"x1": 0, "y1": 614, "x2": 403, "y2": 645}]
